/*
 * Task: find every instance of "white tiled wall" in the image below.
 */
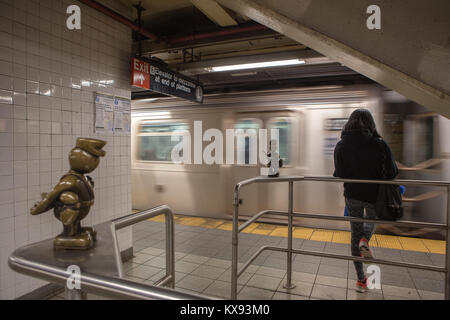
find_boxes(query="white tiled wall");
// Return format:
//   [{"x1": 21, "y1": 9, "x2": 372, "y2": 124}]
[{"x1": 0, "y1": 0, "x2": 133, "y2": 299}]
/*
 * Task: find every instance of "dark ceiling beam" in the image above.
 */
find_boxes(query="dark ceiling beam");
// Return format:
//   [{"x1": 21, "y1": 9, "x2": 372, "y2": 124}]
[
  {"x1": 167, "y1": 23, "x2": 268, "y2": 45},
  {"x1": 78, "y1": 0, "x2": 162, "y2": 42},
  {"x1": 136, "y1": 24, "x2": 277, "y2": 54}
]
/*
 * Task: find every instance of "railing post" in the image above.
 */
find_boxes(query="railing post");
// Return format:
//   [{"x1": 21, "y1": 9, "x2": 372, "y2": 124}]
[
  {"x1": 446, "y1": 186, "x2": 450, "y2": 300},
  {"x1": 112, "y1": 206, "x2": 175, "y2": 287},
  {"x1": 284, "y1": 181, "x2": 296, "y2": 289},
  {"x1": 231, "y1": 187, "x2": 239, "y2": 300},
  {"x1": 165, "y1": 211, "x2": 175, "y2": 288},
  {"x1": 111, "y1": 222, "x2": 124, "y2": 278}
]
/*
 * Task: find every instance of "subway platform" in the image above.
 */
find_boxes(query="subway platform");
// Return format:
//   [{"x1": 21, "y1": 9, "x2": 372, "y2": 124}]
[{"x1": 49, "y1": 215, "x2": 445, "y2": 300}]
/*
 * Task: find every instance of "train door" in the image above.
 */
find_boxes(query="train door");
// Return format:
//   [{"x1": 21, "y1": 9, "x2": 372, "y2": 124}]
[
  {"x1": 262, "y1": 115, "x2": 298, "y2": 214},
  {"x1": 298, "y1": 106, "x2": 357, "y2": 230},
  {"x1": 229, "y1": 118, "x2": 263, "y2": 217},
  {"x1": 401, "y1": 114, "x2": 444, "y2": 224},
  {"x1": 382, "y1": 110, "x2": 445, "y2": 237},
  {"x1": 132, "y1": 120, "x2": 191, "y2": 210}
]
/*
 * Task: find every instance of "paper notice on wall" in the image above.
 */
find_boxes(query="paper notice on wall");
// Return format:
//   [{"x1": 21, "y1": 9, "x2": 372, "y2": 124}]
[
  {"x1": 95, "y1": 93, "x2": 114, "y2": 133},
  {"x1": 114, "y1": 97, "x2": 131, "y2": 133}
]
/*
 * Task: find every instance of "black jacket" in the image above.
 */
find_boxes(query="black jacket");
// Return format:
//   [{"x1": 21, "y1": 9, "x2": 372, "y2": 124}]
[{"x1": 333, "y1": 129, "x2": 398, "y2": 203}]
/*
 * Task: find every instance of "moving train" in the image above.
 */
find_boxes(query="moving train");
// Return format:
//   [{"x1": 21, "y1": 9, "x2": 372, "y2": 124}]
[{"x1": 131, "y1": 84, "x2": 450, "y2": 239}]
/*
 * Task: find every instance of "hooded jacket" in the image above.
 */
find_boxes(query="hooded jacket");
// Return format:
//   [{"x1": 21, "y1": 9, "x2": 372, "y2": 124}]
[{"x1": 333, "y1": 129, "x2": 398, "y2": 203}]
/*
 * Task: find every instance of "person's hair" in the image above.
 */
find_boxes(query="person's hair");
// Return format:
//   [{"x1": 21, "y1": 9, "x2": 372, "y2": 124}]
[{"x1": 342, "y1": 108, "x2": 381, "y2": 138}]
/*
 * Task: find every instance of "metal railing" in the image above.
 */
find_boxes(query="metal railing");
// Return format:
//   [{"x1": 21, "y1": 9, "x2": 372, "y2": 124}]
[
  {"x1": 9, "y1": 205, "x2": 209, "y2": 300},
  {"x1": 111, "y1": 205, "x2": 175, "y2": 287},
  {"x1": 8, "y1": 257, "x2": 206, "y2": 300},
  {"x1": 231, "y1": 175, "x2": 450, "y2": 300}
]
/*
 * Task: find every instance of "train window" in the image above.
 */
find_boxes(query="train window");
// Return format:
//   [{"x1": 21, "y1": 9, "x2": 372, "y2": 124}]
[
  {"x1": 383, "y1": 114, "x2": 404, "y2": 163},
  {"x1": 385, "y1": 114, "x2": 437, "y2": 167},
  {"x1": 235, "y1": 119, "x2": 260, "y2": 165},
  {"x1": 268, "y1": 119, "x2": 291, "y2": 165},
  {"x1": 417, "y1": 117, "x2": 435, "y2": 161},
  {"x1": 138, "y1": 122, "x2": 188, "y2": 162}
]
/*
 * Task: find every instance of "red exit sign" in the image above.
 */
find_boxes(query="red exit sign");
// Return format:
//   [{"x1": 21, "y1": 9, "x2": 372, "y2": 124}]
[
  {"x1": 130, "y1": 57, "x2": 204, "y2": 103},
  {"x1": 131, "y1": 57, "x2": 150, "y2": 89}
]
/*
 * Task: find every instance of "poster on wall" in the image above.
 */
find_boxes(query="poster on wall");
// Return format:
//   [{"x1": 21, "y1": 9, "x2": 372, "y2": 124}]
[
  {"x1": 114, "y1": 96, "x2": 131, "y2": 133},
  {"x1": 95, "y1": 93, "x2": 114, "y2": 134}
]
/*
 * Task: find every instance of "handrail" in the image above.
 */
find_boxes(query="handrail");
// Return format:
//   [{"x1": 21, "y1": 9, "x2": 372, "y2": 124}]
[
  {"x1": 111, "y1": 205, "x2": 174, "y2": 286},
  {"x1": 9, "y1": 254, "x2": 205, "y2": 300},
  {"x1": 231, "y1": 175, "x2": 450, "y2": 300},
  {"x1": 234, "y1": 175, "x2": 450, "y2": 191},
  {"x1": 238, "y1": 210, "x2": 448, "y2": 232},
  {"x1": 9, "y1": 205, "x2": 211, "y2": 300}
]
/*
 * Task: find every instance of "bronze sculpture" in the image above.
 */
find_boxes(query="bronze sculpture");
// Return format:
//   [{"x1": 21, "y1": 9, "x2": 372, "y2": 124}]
[{"x1": 30, "y1": 138, "x2": 106, "y2": 250}]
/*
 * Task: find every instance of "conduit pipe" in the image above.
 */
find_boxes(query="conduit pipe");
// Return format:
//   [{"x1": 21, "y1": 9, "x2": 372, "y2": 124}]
[{"x1": 77, "y1": 0, "x2": 161, "y2": 42}]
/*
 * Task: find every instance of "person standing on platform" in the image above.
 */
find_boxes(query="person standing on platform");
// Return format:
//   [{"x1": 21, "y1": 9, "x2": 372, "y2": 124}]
[{"x1": 333, "y1": 109, "x2": 398, "y2": 292}]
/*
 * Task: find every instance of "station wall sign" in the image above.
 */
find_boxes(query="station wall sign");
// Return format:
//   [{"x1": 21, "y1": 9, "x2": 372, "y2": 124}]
[
  {"x1": 94, "y1": 93, "x2": 131, "y2": 135},
  {"x1": 131, "y1": 57, "x2": 204, "y2": 103}
]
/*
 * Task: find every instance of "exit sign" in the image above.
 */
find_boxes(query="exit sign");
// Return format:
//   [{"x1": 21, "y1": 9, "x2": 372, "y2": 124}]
[
  {"x1": 131, "y1": 58, "x2": 150, "y2": 88},
  {"x1": 131, "y1": 57, "x2": 204, "y2": 103}
]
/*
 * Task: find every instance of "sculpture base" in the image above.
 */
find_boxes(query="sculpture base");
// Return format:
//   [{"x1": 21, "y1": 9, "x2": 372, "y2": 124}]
[{"x1": 54, "y1": 228, "x2": 96, "y2": 251}]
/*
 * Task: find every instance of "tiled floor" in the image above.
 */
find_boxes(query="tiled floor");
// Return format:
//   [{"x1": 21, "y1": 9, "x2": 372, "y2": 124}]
[
  {"x1": 125, "y1": 220, "x2": 445, "y2": 300},
  {"x1": 50, "y1": 219, "x2": 446, "y2": 300}
]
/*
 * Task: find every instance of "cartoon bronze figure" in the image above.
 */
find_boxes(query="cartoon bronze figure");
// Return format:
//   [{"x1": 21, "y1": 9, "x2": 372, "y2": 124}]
[{"x1": 30, "y1": 138, "x2": 106, "y2": 250}]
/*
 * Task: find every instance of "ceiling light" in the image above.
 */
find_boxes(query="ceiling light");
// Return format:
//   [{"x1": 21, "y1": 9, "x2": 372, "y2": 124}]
[
  {"x1": 138, "y1": 98, "x2": 159, "y2": 102},
  {"x1": 231, "y1": 72, "x2": 258, "y2": 77},
  {"x1": 132, "y1": 111, "x2": 171, "y2": 119},
  {"x1": 208, "y1": 59, "x2": 305, "y2": 72}
]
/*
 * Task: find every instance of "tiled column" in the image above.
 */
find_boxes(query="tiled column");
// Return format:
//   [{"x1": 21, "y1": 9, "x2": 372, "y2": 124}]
[{"x1": 0, "y1": 0, "x2": 133, "y2": 299}]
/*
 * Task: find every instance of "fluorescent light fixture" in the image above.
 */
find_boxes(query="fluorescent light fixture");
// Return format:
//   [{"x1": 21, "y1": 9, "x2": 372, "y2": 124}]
[
  {"x1": 209, "y1": 59, "x2": 305, "y2": 72},
  {"x1": 231, "y1": 72, "x2": 258, "y2": 77},
  {"x1": 138, "y1": 98, "x2": 159, "y2": 102},
  {"x1": 132, "y1": 111, "x2": 171, "y2": 119}
]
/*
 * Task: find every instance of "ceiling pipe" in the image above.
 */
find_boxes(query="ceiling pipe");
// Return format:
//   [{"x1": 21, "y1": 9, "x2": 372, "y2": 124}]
[
  {"x1": 77, "y1": 0, "x2": 161, "y2": 42},
  {"x1": 78, "y1": 1, "x2": 272, "y2": 52},
  {"x1": 168, "y1": 24, "x2": 269, "y2": 45}
]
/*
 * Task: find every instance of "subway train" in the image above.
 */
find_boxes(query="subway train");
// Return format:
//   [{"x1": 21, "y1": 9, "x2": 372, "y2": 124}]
[{"x1": 131, "y1": 84, "x2": 450, "y2": 239}]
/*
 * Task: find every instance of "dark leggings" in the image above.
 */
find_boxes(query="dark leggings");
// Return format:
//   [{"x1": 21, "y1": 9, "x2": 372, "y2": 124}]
[{"x1": 345, "y1": 198, "x2": 376, "y2": 281}]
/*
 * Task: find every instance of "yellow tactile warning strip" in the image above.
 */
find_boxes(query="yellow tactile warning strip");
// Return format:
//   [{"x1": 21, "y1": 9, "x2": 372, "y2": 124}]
[
  {"x1": 310, "y1": 229, "x2": 334, "y2": 242},
  {"x1": 373, "y1": 234, "x2": 401, "y2": 249},
  {"x1": 144, "y1": 214, "x2": 446, "y2": 254}
]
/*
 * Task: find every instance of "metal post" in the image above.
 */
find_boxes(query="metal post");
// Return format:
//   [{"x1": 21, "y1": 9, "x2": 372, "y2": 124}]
[
  {"x1": 111, "y1": 223, "x2": 124, "y2": 278},
  {"x1": 65, "y1": 287, "x2": 86, "y2": 300},
  {"x1": 446, "y1": 186, "x2": 450, "y2": 300},
  {"x1": 284, "y1": 181, "x2": 296, "y2": 289},
  {"x1": 231, "y1": 187, "x2": 239, "y2": 300},
  {"x1": 112, "y1": 206, "x2": 175, "y2": 287},
  {"x1": 166, "y1": 211, "x2": 175, "y2": 288}
]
